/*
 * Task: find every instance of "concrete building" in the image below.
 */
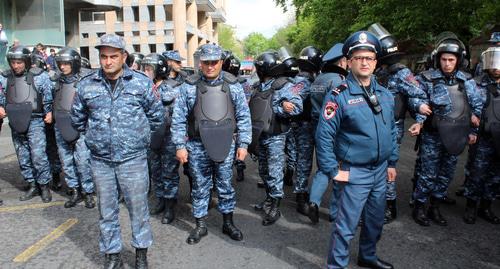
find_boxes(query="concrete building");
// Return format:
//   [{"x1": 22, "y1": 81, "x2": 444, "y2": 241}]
[{"x1": 78, "y1": 0, "x2": 227, "y2": 67}]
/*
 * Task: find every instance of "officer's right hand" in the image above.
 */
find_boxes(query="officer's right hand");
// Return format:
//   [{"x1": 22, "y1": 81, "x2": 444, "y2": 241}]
[
  {"x1": 0, "y1": 106, "x2": 6, "y2": 119},
  {"x1": 176, "y1": 148, "x2": 189, "y2": 164},
  {"x1": 282, "y1": 101, "x2": 295, "y2": 113},
  {"x1": 408, "y1": 123, "x2": 422, "y2": 136},
  {"x1": 334, "y1": 170, "x2": 349, "y2": 182},
  {"x1": 419, "y1": 104, "x2": 432, "y2": 115}
]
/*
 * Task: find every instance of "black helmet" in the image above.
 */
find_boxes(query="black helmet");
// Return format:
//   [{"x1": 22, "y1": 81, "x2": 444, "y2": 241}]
[
  {"x1": 432, "y1": 32, "x2": 466, "y2": 70},
  {"x1": 141, "y1": 53, "x2": 169, "y2": 79},
  {"x1": 31, "y1": 54, "x2": 47, "y2": 70},
  {"x1": 297, "y1": 46, "x2": 323, "y2": 72},
  {"x1": 254, "y1": 51, "x2": 284, "y2": 80},
  {"x1": 81, "y1": 57, "x2": 91, "y2": 69},
  {"x1": 368, "y1": 23, "x2": 403, "y2": 66},
  {"x1": 126, "y1": 52, "x2": 144, "y2": 69},
  {"x1": 55, "y1": 47, "x2": 81, "y2": 74},
  {"x1": 7, "y1": 45, "x2": 31, "y2": 69},
  {"x1": 222, "y1": 51, "x2": 241, "y2": 77},
  {"x1": 277, "y1": 47, "x2": 299, "y2": 77}
]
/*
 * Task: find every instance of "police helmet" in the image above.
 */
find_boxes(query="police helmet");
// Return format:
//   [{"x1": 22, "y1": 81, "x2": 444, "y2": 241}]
[
  {"x1": 481, "y1": 47, "x2": 500, "y2": 70},
  {"x1": 368, "y1": 23, "x2": 403, "y2": 65},
  {"x1": 297, "y1": 46, "x2": 323, "y2": 73},
  {"x1": 7, "y1": 45, "x2": 32, "y2": 69},
  {"x1": 222, "y1": 51, "x2": 241, "y2": 77},
  {"x1": 31, "y1": 54, "x2": 47, "y2": 70},
  {"x1": 254, "y1": 51, "x2": 284, "y2": 80},
  {"x1": 432, "y1": 32, "x2": 466, "y2": 70},
  {"x1": 126, "y1": 52, "x2": 144, "y2": 68},
  {"x1": 277, "y1": 47, "x2": 299, "y2": 77},
  {"x1": 81, "y1": 57, "x2": 91, "y2": 69},
  {"x1": 342, "y1": 31, "x2": 381, "y2": 58},
  {"x1": 141, "y1": 53, "x2": 169, "y2": 79},
  {"x1": 55, "y1": 47, "x2": 81, "y2": 74}
]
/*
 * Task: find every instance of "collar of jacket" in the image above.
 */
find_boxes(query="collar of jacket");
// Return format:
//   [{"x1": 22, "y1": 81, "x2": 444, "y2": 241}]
[
  {"x1": 432, "y1": 69, "x2": 469, "y2": 82},
  {"x1": 200, "y1": 72, "x2": 224, "y2": 86}
]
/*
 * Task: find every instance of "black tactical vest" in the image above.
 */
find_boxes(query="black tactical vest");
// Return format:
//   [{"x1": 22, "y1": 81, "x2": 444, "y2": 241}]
[
  {"x1": 54, "y1": 81, "x2": 77, "y2": 114},
  {"x1": 376, "y1": 63, "x2": 408, "y2": 121},
  {"x1": 6, "y1": 71, "x2": 43, "y2": 113}
]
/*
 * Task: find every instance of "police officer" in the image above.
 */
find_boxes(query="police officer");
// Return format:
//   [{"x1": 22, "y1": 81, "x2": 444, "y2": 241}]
[
  {"x1": 409, "y1": 33, "x2": 483, "y2": 227},
  {"x1": 126, "y1": 52, "x2": 144, "y2": 71},
  {"x1": 52, "y1": 47, "x2": 95, "y2": 208},
  {"x1": 249, "y1": 51, "x2": 303, "y2": 226},
  {"x1": 463, "y1": 46, "x2": 500, "y2": 224},
  {"x1": 222, "y1": 51, "x2": 251, "y2": 182},
  {"x1": 307, "y1": 43, "x2": 348, "y2": 224},
  {"x1": 0, "y1": 46, "x2": 54, "y2": 202},
  {"x1": 316, "y1": 31, "x2": 397, "y2": 269},
  {"x1": 142, "y1": 53, "x2": 181, "y2": 224},
  {"x1": 163, "y1": 50, "x2": 187, "y2": 85},
  {"x1": 171, "y1": 44, "x2": 252, "y2": 244},
  {"x1": 369, "y1": 23, "x2": 425, "y2": 223},
  {"x1": 71, "y1": 34, "x2": 164, "y2": 269}
]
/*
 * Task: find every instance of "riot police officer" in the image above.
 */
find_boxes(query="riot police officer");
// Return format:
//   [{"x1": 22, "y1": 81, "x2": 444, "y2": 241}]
[
  {"x1": 409, "y1": 33, "x2": 483, "y2": 227},
  {"x1": 316, "y1": 31, "x2": 397, "y2": 269},
  {"x1": 308, "y1": 43, "x2": 348, "y2": 224},
  {"x1": 249, "y1": 51, "x2": 303, "y2": 226},
  {"x1": 126, "y1": 52, "x2": 144, "y2": 71},
  {"x1": 163, "y1": 50, "x2": 187, "y2": 85},
  {"x1": 463, "y1": 46, "x2": 500, "y2": 224},
  {"x1": 52, "y1": 47, "x2": 95, "y2": 208},
  {"x1": 171, "y1": 44, "x2": 252, "y2": 244},
  {"x1": 71, "y1": 34, "x2": 164, "y2": 269},
  {"x1": 0, "y1": 46, "x2": 54, "y2": 202}
]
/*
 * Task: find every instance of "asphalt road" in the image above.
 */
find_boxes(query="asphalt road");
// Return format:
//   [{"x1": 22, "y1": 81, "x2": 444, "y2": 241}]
[{"x1": 0, "y1": 120, "x2": 499, "y2": 269}]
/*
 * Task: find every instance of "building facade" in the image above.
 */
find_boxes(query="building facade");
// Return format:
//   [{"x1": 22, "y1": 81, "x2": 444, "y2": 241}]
[{"x1": 77, "y1": 0, "x2": 227, "y2": 67}]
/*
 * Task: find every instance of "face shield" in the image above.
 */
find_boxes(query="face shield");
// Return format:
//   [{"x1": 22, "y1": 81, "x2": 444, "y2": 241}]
[
  {"x1": 367, "y1": 23, "x2": 391, "y2": 40},
  {"x1": 278, "y1": 47, "x2": 293, "y2": 61},
  {"x1": 482, "y1": 47, "x2": 500, "y2": 70}
]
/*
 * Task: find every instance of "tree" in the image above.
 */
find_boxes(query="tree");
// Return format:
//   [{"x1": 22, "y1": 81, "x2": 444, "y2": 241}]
[
  {"x1": 218, "y1": 24, "x2": 244, "y2": 58},
  {"x1": 243, "y1": 32, "x2": 271, "y2": 58}
]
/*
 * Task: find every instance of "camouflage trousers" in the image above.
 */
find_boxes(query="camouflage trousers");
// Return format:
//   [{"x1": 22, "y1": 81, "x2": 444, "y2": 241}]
[
  {"x1": 149, "y1": 134, "x2": 180, "y2": 199},
  {"x1": 258, "y1": 133, "x2": 286, "y2": 198},
  {"x1": 290, "y1": 122, "x2": 314, "y2": 193},
  {"x1": 285, "y1": 123, "x2": 297, "y2": 171},
  {"x1": 91, "y1": 154, "x2": 152, "y2": 253},
  {"x1": 11, "y1": 117, "x2": 51, "y2": 185},
  {"x1": 413, "y1": 131, "x2": 458, "y2": 203},
  {"x1": 187, "y1": 139, "x2": 236, "y2": 218},
  {"x1": 54, "y1": 129, "x2": 94, "y2": 193},
  {"x1": 386, "y1": 119, "x2": 405, "y2": 201},
  {"x1": 464, "y1": 135, "x2": 500, "y2": 201}
]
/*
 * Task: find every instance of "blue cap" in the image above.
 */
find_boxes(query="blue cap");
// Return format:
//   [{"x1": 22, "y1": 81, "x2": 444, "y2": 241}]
[
  {"x1": 198, "y1": 44, "x2": 223, "y2": 61},
  {"x1": 163, "y1": 50, "x2": 185, "y2": 62},
  {"x1": 323, "y1": 43, "x2": 344, "y2": 62},
  {"x1": 489, "y1": 32, "x2": 500, "y2": 43},
  {"x1": 342, "y1": 31, "x2": 381, "y2": 57},
  {"x1": 95, "y1": 34, "x2": 126, "y2": 50}
]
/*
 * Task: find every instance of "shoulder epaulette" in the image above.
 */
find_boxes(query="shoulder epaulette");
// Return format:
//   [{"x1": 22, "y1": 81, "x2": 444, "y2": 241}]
[
  {"x1": 1, "y1": 69, "x2": 12, "y2": 77},
  {"x1": 185, "y1": 73, "x2": 201, "y2": 85},
  {"x1": 80, "y1": 69, "x2": 97, "y2": 81},
  {"x1": 222, "y1": 71, "x2": 237, "y2": 84},
  {"x1": 132, "y1": 69, "x2": 149, "y2": 79},
  {"x1": 29, "y1": 67, "x2": 44, "y2": 76},
  {"x1": 331, "y1": 83, "x2": 347, "y2": 96}
]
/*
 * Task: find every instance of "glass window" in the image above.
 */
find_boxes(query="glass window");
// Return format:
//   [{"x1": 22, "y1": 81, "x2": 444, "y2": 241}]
[
  {"x1": 133, "y1": 31, "x2": 140, "y2": 37},
  {"x1": 133, "y1": 44, "x2": 140, "y2": 52},
  {"x1": 80, "y1": 11, "x2": 92, "y2": 22},
  {"x1": 148, "y1": 6, "x2": 155, "y2": 21},
  {"x1": 116, "y1": 8, "x2": 123, "y2": 22},
  {"x1": 97, "y1": 32, "x2": 106, "y2": 38},
  {"x1": 82, "y1": 33, "x2": 89, "y2": 38},
  {"x1": 149, "y1": 44, "x2": 156, "y2": 53},
  {"x1": 132, "y1": 6, "x2": 139, "y2": 22}
]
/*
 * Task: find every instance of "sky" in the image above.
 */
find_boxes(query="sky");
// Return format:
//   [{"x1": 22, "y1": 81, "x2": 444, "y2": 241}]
[{"x1": 226, "y1": 0, "x2": 294, "y2": 40}]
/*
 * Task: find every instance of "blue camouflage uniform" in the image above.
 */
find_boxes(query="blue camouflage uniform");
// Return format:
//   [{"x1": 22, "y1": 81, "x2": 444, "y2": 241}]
[
  {"x1": 256, "y1": 78, "x2": 303, "y2": 199},
  {"x1": 411, "y1": 69, "x2": 483, "y2": 203},
  {"x1": 0, "y1": 68, "x2": 53, "y2": 186},
  {"x1": 234, "y1": 76, "x2": 253, "y2": 175},
  {"x1": 171, "y1": 72, "x2": 252, "y2": 218},
  {"x1": 52, "y1": 73, "x2": 94, "y2": 194},
  {"x1": 71, "y1": 65, "x2": 164, "y2": 254},
  {"x1": 464, "y1": 74, "x2": 500, "y2": 201},
  {"x1": 316, "y1": 73, "x2": 398, "y2": 268}
]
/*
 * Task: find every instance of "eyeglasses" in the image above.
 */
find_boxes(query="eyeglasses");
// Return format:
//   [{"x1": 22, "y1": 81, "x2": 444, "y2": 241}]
[
  {"x1": 201, "y1": 60, "x2": 220, "y2": 66},
  {"x1": 351, "y1": 56, "x2": 376, "y2": 63}
]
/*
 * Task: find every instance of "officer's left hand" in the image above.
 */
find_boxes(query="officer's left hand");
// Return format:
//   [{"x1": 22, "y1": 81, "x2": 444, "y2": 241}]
[
  {"x1": 468, "y1": 134, "x2": 477, "y2": 145},
  {"x1": 387, "y1": 168, "x2": 397, "y2": 182},
  {"x1": 470, "y1": 114, "x2": 480, "y2": 127},
  {"x1": 282, "y1": 101, "x2": 295, "y2": 113},
  {"x1": 236, "y1": 148, "x2": 248, "y2": 161},
  {"x1": 408, "y1": 123, "x2": 422, "y2": 136},
  {"x1": 44, "y1": 112, "x2": 53, "y2": 124}
]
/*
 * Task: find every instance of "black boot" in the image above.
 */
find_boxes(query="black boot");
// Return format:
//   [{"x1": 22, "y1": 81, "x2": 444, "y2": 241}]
[
  {"x1": 284, "y1": 168, "x2": 294, "y2": 186},
  {"x1": 357, "y1": 258, "x2": 394, "y2": 269},
  {"x1": 236, "y1": 167, "x2": 245, "y2": 182},
  {"x1": 39, "y1": 184, "x2": 52, "y2": 203},
  {"x1": 135, "y1": 248, "x2": 148, "y2": 269},
  {"x1": 150, "y1": 197, "x2": 165, "y2": 215},
  {"x1": 384, "y1": 199, "x2": 397, "y2": 224},
  {"x1": 296, "y1": 193, "x2": 309, "y2": 216},
  {"x1": 455, "y1": 186, "x2": 465, "y2": 197},
  {"x1": 412, "y1": 201, "x2": 430, "y2": 226},
  {"x1": 104, "y1": 253, "x2": 123, "y2": 269},
  {"x1": 254, "y1": 195, "x2": 272, "y2": 213},
  {"x1": 83, "y1": 192, "x2": 96, "y2": 209},
  {"x1": 477, "y1": 199, "x2": 500, "y2": 224},
  {"x1": 187, "y1": 217, "x2": 208, "y2": 244},
  {"x1": 20, "y1": 182, "x2": 39, "y2": 201},
  {"x1": 440, "y1": 195, "x2": 456, "y2": 205},
  {"x1": 222, "y1": 213, "x2": 243, "y2": 241},
  {"x1": 162, "y1": 199, "x2": 176, "y2": 224},
  {"x1": 64, "y1": 188, "x2": 82, "y2": 208},
  {"x1": 308, "y1": 202, "x2": 319, "y2": 224},
  {"x1": 51, "y1": 173, "x2": 62, "y2": 191},
  {"x1": 256, "y1": 178, "x2": 266, "y2": 188},
  {"x1": 427, "y1": 197, "x2": 447, "y2": 226},
  {"x1": 262, "y1": 198, "x2": 281, "y2": 226},
  {"x1": 463, "y1": 198, "x2": 477, "y2": 224}
]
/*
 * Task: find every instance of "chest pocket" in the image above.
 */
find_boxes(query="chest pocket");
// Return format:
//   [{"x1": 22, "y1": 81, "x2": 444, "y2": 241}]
[
  {"x1": 83, "y1": 89, "x2": 108, "y2": 109},
  {"x1": 121, "y1": 88, "x2": 144, "y2": 107}
]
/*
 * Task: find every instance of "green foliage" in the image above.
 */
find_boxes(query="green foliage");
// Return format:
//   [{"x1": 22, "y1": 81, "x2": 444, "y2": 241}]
[
  {"x1": 218, "y1": 24, "x2": 244, "y2": 59},
  {"x1": 243, "y1": 32, "x2": 271, "y2": 58}
]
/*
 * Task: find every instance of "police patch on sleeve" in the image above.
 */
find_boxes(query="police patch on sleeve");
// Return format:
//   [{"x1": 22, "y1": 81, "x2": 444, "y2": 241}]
[
  {"x1": 291, "y1": 82, "x2": 304, "y2": 95},
  {"x1": 323, "y1": 101, "x2": 338, "y2": 120}
]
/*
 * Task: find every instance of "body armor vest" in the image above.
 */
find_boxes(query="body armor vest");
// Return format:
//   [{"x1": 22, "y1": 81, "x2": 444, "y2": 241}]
[
  {"x1": 377, "y1": 63, "x2": 407, "y2": 121},
  {"x1": 54, "y1": 79, "x2": 79, "y2": 143},
  {"x1": 483, "y1": 83, "x2": 500, "y2": 155}
]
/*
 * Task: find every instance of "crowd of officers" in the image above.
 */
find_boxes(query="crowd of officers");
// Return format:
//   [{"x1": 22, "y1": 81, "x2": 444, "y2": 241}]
[{"x1": 0, "y1": 22, "x2": 498, "y2": 269}]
